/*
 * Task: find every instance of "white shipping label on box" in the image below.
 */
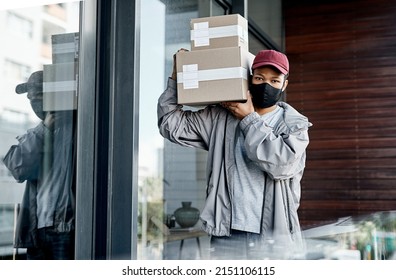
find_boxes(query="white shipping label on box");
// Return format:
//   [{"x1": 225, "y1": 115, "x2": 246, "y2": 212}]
[
  {"x1": 192, "y1": 22, "x2": 209, "y2": 35},
  {"x1": 181, "y1": 64, "x2": 199, "y2": 89}
]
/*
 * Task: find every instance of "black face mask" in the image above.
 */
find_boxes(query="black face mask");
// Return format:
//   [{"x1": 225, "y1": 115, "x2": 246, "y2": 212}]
[
  {"x1": 30, "y1": 99, "x2": 45, "y2": 120},
  {"x1": 249, "y1": 83, "x2": 283, "y2": 109}
]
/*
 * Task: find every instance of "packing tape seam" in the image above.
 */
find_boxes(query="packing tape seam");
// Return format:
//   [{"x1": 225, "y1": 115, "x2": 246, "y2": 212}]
[
  {"x1": 52, "y1": 42, "x2": 78, "y2": 54},
  {"x1": 191, "y1": 25, "x2": 247, "y2": 47},
  {"x1": 177, "y1": 66, "x2": 248, "y2": 89},
  {"x1": 43, "y1": 80, "x2": 77, "y2": 92}
]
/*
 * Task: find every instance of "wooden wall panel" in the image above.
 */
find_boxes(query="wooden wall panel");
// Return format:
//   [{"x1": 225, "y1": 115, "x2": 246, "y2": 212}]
[{"x1": 283, "y1": 0, "x2": 396, "y2": 227}]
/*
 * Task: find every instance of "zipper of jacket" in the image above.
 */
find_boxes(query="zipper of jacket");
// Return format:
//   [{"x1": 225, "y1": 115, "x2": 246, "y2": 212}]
[
  {"x1": 286, "y1": 178, "x2": 294, "y2": 234},
  {"x1": 223, "y1": 114, "x2": 233, "y2": 235}
]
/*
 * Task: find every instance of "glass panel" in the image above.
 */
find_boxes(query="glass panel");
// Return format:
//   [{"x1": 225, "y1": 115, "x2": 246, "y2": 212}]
[
  {"x1": 248, "y1": 0, "x2": 283, "y2": 51},
  {"x1": 137, "y1": 0, "x2": 246, "y2": 260},
  {"x1": 139, "y1": 0, "x2": 209, "y2": 260},
  {"x1": 138, "y1": 0, "x2": 286, "y2": 260},
  {"x1": 0, "y1": 2, "x2": 80, "y2": 260}
]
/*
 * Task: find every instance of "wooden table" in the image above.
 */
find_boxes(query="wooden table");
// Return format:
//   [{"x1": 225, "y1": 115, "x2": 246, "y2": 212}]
[
  {"x1": 167, "y1": 228, "x2": 207, "y2": 259},
  {"x1": 149, "y1": 216, "x2": 207, "y2": 259}
]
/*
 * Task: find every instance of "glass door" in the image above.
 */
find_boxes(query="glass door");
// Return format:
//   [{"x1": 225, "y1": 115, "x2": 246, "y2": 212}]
[
  {"x1": 0, "y1": 1, "x2": 81, "y2": 260},
  {"x1": 137, "y1": 0, "x2": 284, "y2": 260}
]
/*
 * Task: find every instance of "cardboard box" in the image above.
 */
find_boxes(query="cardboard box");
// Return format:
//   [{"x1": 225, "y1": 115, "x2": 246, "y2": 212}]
[
  {"x1": 176, "y1": 47, "x2": 255, "y2": 105},
  {"x1": 51, "y1": 32, "x2": 79, "y2": 63},
  {"x1": 190, "y1": 14, "x2": 248, "y2": 51},
  {"x1": 43, "y1": 63, "x2": 78, "y2": 111}
]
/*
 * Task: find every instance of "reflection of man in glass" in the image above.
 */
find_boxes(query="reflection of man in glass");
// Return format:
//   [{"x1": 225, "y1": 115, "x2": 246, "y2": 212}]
[{"x1": 3, "y1": 71, "x2": 76, "y2": 260}]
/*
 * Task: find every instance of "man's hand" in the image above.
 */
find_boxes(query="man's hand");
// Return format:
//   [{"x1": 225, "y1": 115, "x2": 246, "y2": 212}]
[
  {"x1": 220, "y1": 92, "x2": 255, "y2": 120},
  {"x1": 43, "y1": 111, "x2": 71, "y2": 130},
  {"x1": 43, "y1": 112, "x2": 55, "y2": 130},
  {"x1": 171, "y1": 48, "x2": 189, "y2": 81}
]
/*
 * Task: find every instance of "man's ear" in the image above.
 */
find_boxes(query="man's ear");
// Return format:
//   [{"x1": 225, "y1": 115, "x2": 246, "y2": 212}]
[{"x1": 282, "y1": 79, "x2": 288, "y2": 91}]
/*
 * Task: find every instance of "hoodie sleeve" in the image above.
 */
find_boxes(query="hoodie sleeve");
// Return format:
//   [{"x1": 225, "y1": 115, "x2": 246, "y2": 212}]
[
  {"x1": 3, "y1": 122, "x2": 49, "y2": 182},
  {"x1": 239, "y1": 105, "x2": 311, "y2": 180},
  {"x1": 157, "y1": 78, "x2": 223, "y2": 150}
]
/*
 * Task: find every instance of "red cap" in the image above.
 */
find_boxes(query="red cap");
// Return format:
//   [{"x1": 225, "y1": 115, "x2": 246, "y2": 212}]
[{"x1": 252, "y1": 50, "x2": 289, "y2": 75}]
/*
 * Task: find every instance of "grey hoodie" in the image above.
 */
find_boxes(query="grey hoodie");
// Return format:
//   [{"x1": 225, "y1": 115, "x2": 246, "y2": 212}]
[
  {"x1": 158, "y1": 78, "x2": 312, "y2": 254},
  {"x1": 3, "y1": 117, "x2": 75, "y2": 248}
]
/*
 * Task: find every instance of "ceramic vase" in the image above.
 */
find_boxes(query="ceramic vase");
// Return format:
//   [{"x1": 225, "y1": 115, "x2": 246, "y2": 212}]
[{"x1": 173, "y1": 201, "x2": 200, "y2": 228}]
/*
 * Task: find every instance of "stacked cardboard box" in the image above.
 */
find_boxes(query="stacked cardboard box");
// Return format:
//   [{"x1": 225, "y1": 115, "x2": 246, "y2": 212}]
[
  {"x1": 51, "y1": 32, "x2": 79, "y2": 63},
  {"x1": 177, "y1": 14, "x2": 254, "y2": 105},
  {"x1": 190, "y1": 14, "x2": 248, "y2": 51},
  {"x1": 43, "y1": 32, "x2": 79, "y2": 111},
  {"x1": 43, "y1": 62, "x2": 78, "y2": 111}
]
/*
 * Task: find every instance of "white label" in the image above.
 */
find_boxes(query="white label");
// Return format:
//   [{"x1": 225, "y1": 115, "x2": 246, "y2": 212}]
[
  {"x1": 193, "y1": 22, "x2": 209, "y2": 31},
  {"x1": 179, "y1": 64, "x2": 199, "y2": 89},
  {"x1": 191, "y1": 22, "x2": 209, "y2": 47}
]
